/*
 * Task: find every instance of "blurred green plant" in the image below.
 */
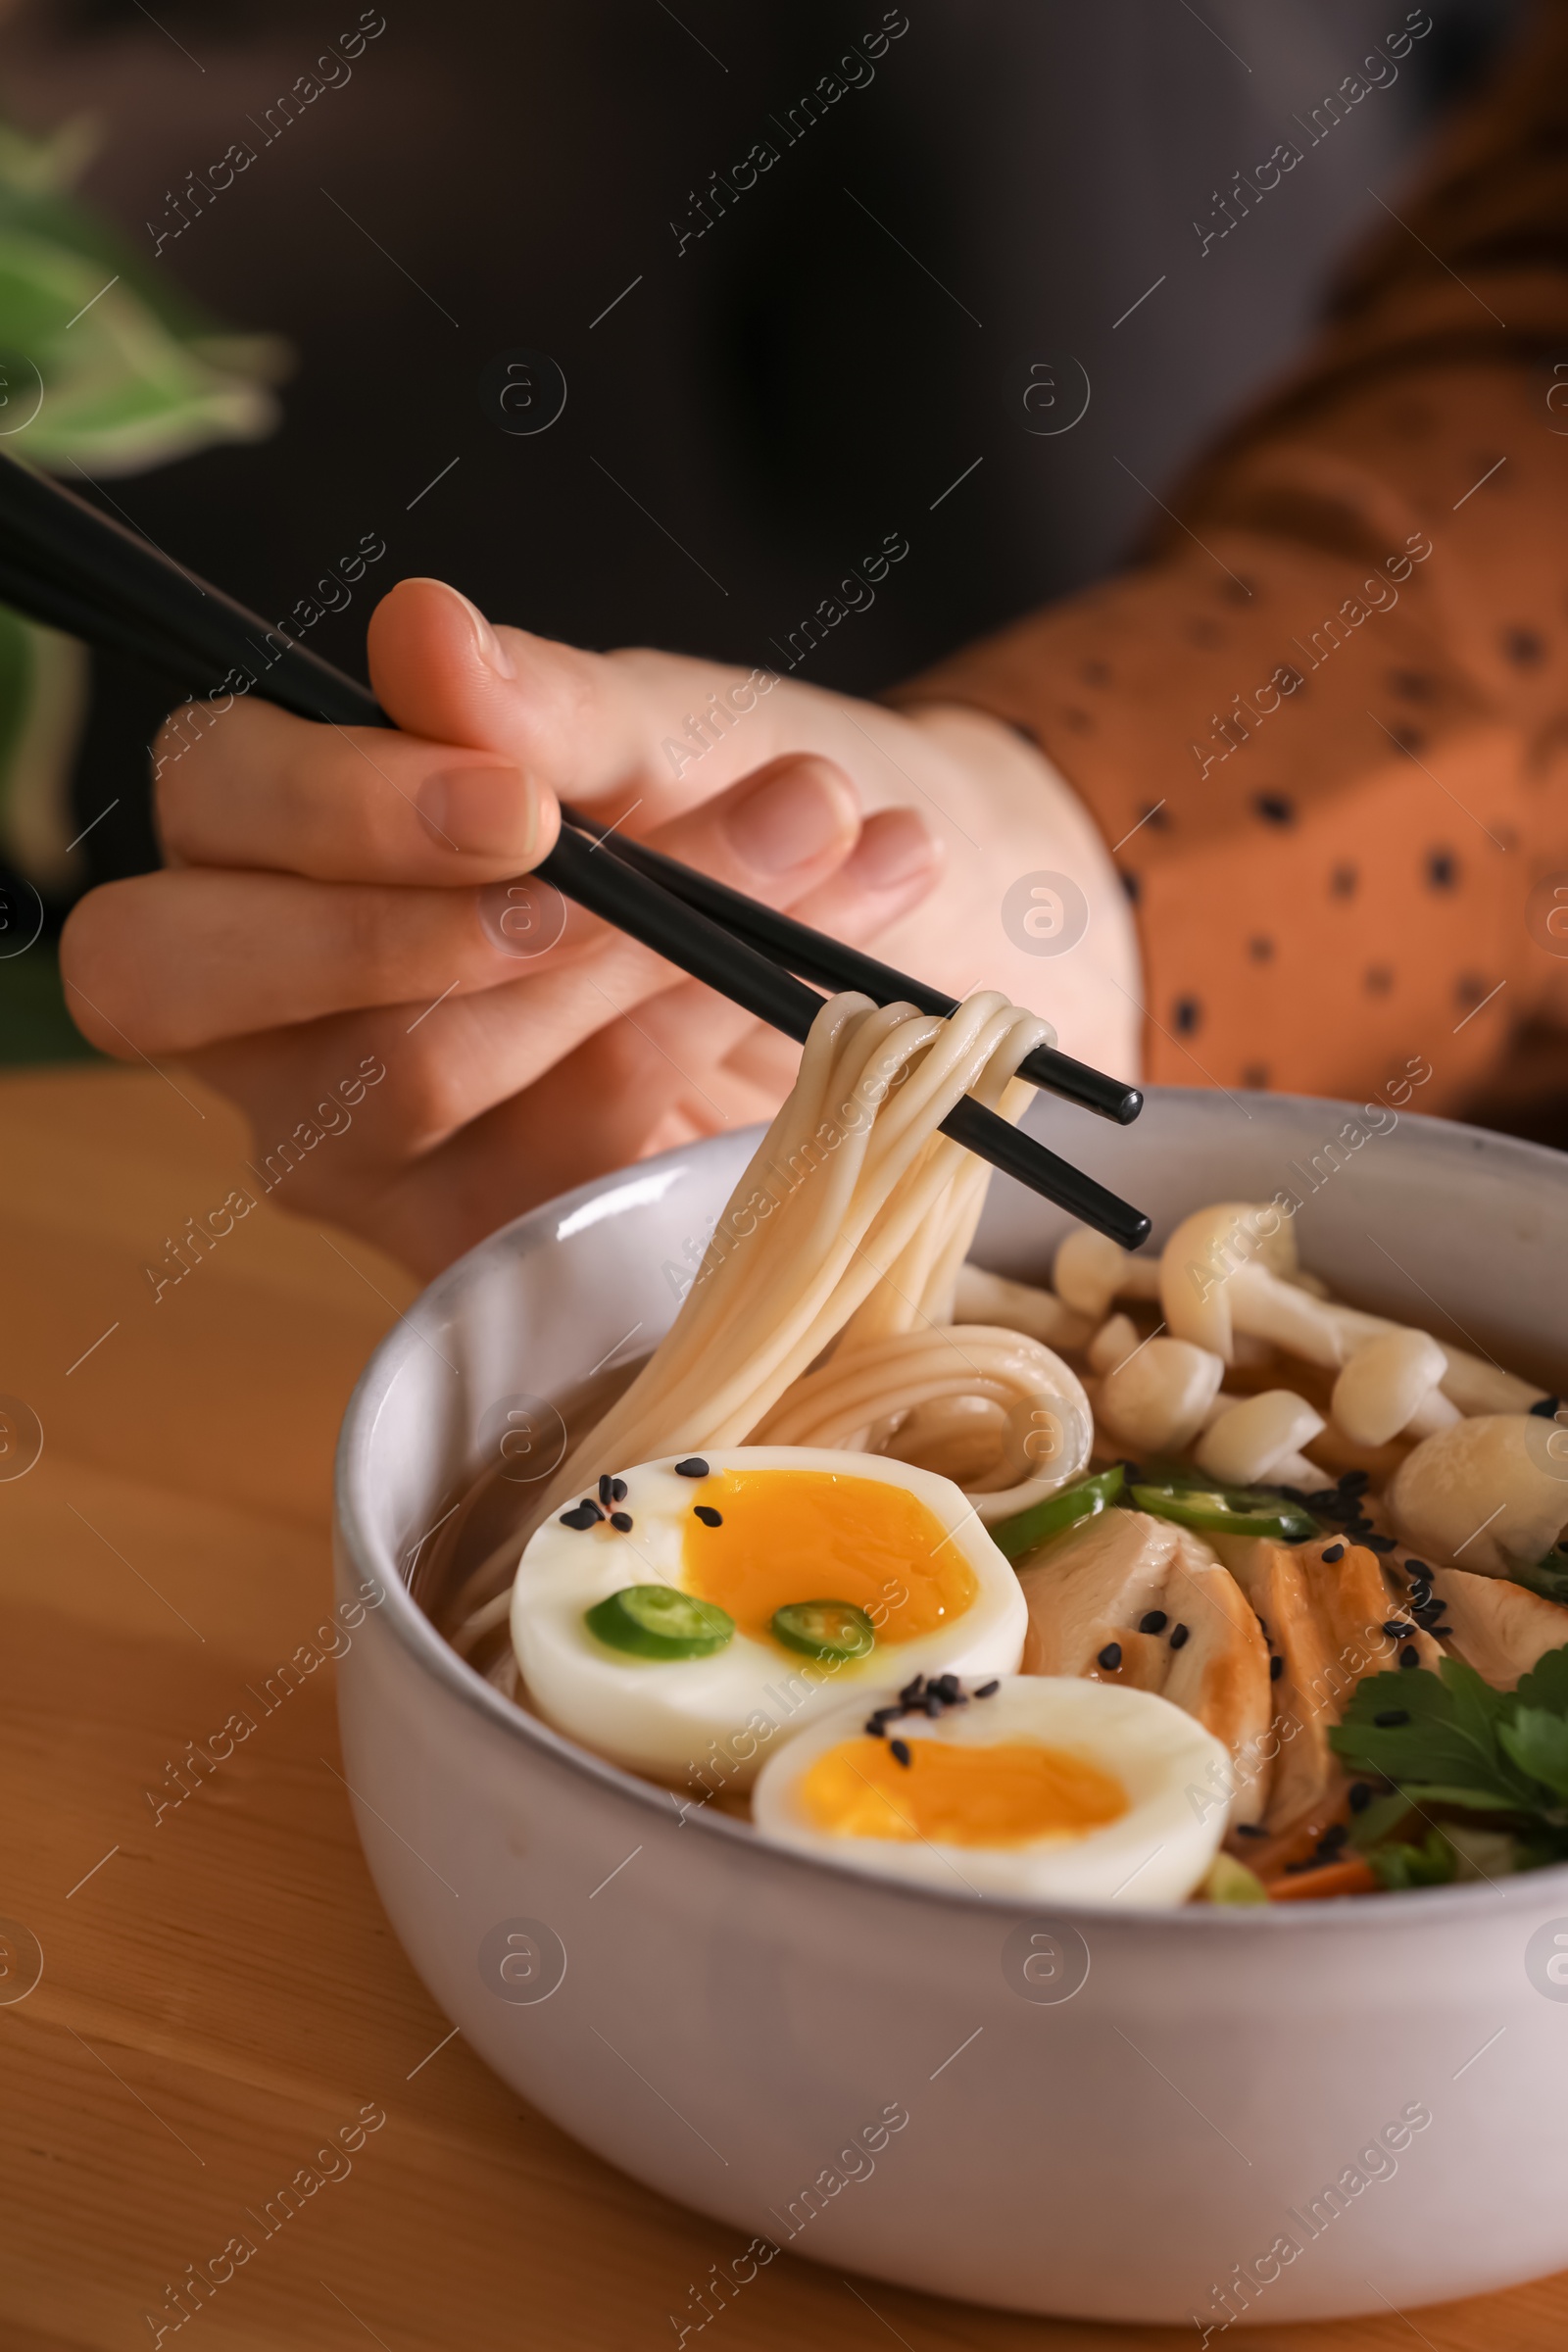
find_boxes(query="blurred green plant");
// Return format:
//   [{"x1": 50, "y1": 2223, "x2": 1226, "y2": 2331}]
[{"x1": 0, "y1": 111, "x2": 285, "y2": 915}]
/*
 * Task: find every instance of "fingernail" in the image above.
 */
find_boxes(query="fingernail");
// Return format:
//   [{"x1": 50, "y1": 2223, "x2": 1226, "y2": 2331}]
[
  {"x1": 451, "y1": 586, "x2": 515, "y2": 678},
  {"x1": 854, "y1": 808, "x2": 939, "y2": 888},
  {"x1": 723, "y1": 762, "x2": 854, "y2": 874},
  {"x1": 418, "y1": 765, "x2": 537, "y2": 858}
]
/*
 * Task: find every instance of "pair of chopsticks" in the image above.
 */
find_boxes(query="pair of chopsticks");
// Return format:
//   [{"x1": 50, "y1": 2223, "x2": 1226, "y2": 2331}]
[{"x1": 0, "y1": 452, "x2": 1151, "y2": 1247}]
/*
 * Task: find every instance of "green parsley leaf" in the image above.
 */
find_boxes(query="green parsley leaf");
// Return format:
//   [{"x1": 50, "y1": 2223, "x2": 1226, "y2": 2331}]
[
  {"x1": 1499, "y1": 1709, "x2": 1568, "y2": 1804},
  {"x1": 1331, "y1": 1643, "x2": 1568, "y2": 1846},
  {"x1": 1514, "y1": 1644, "x2": 1568, "y2": 1718}
]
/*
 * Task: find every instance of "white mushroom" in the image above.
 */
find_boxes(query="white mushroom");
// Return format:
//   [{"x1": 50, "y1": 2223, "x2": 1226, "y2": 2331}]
[
  {"x1": 1096, "y1": 1337, "x2": 1225, "y2": 1456},
  {"x1": 1052, "y1": 1228, "x2": 1126, "y2": 1320},
  {"x1": 1087, "y1": 1313, "x2": 1141, "y2": 1374},
  {"x1": 1159, "y1": 1201, "x2": 1298, "y2": 1359},
  {"x1": 1052, "y1": 1227, "x2": 1161, "y2": 1320},
  {"x1": 953, "y1": 1263, "x2": 1094, "y2": 1352},
  {"x1": 1405, "y1": 1387, "x2": 1463, "y2": 1439},
  {"x1": 1331, "y1": 1328, "x2": 1451, "y2": 1447},
  {"x1": 1312, "y1": 1299, "x2": 1547, "y2": 1416},
  {"x1": 1226, "y1": 1263, "x2": 1347, "y2": 1368},
  {"x1": 1194, "y1": 1390, "x2": 1327, "y2": 1486},
  {"x1": 1435, "y1": 1348, "x2": 1548, "y2": 1418},
  {"x1": 1388, "y1": 1415, "x2": 1568, "y2": 1576}
]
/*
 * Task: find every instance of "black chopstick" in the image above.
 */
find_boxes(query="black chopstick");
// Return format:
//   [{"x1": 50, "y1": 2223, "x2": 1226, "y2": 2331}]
[
  {"x1": 0, "y1": 453, "x2": 1152, "y2": 1245},
  {"x1": 563, "y1": 807, "x2": 1142, "y2": 1125},
  {"x1": 547, "y1": 818, "x2": 1148, "y2": 1242}
]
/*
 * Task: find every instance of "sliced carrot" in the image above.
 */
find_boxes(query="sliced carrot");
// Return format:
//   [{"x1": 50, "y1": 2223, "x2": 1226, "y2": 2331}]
[{"x1": 1266, "y1": 1856, "x2": 1379, "y2": 1902}]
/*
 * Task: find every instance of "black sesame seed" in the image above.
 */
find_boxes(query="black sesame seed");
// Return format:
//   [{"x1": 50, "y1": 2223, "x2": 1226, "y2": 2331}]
[
  {"x1": 1305, "y1": 1490, "x2": 1340, "y2": 1509},
  {"x1": 1383, "y1": 1621, "x2": 1415, "y2": 1639},
  {"x1": 1322, "y1": 1544, "x2": 1346, "y2": 1563},
  {"x1": 580, "y1": 1497, "x2": 606, "y2": 1522},
  {"x1": 1529, "y1": 1396, "x2": 1562, "y2": 1419},
  {"x1": 1364, "y1": 1533, "x2": 1396, "y2": 1554},
  {"x1": 1348, "y1": 1782, "x2": 1374, "y2": 1812},
  {"x1": 693, "y1": 1505, "x2": 723, "y2": 1527},
  {"x1": 974, "y1": 1680, "x2": 1000, "y2": 1698},
  {"x1": 598, "y1": 1474, "x2": 613, "y2": 1507},
  {"x1": 1139, "y1": 1610, "x2": 1168, "y2": 1635},
  {"x1": 900, "y1": 1676, "x2": 927, "y2": 1706},
  {"x1": 610, "y1": 1511, "x2": 633, "y2": 1533},
  {"x1": 1403, "y1": 1559, "x2": 1430, "y2": 1578},
  {"x1": 924, "y1": 1692, "x2": 945, "y2": 1717},
  {"x1": 890, "y1": 1739, "x2": 911, "y2": 1768},
  {"x1": 1270, "y1": 1654, "x2": 1285, "y2": 1680},
  {"x1": 1399, "y1": 1644, "x2": 1419, "y2": 1669},
  {"x1": 1169, "y1": 1623, "x2": 1191, "y2": 1650},
  {"x1": 1340, "y1": 1471, "x2": 1371, "y2": 1493},
  {"x1": 1235, "y1": 1822, "x2": 1268, "y2": 1838},
  {"x1": 610, "y1": 1477, "x2": 628, "y2": 1502},
  {"x1": 1373, "y1": 1708, "x2": 1410, "y2": 1728},
  {"x1": 933, "y1": 1674, "x2": 963, "y2": 1704},
  {"x1": 674, "y1": 1457, "x2": 710, "y2": 1478},
  {"x1": 864, "y1": 1719, "x2": 886, "y2": 1738},
  {"x1": 1098, "y1": 1642, "x2": 1123, "y2": 1671},
  {"x1": 1318, "y1": 1824, "x2": 1348, "y2": 1856},
  {"x1": 559, "y1": 1504, "x2": 598, "y2": 1530}
]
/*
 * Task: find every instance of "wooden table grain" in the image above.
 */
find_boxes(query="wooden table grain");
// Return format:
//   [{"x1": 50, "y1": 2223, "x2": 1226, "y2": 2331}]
[{"x1": 2, "y1": 1061, "x2": 1563, "y2": 2352}]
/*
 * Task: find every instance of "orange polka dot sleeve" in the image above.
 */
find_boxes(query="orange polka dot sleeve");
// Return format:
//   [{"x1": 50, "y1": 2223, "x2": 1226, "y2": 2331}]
[{"x1": 889, "y1": 4, "x2": 1568, "y2": 1115}]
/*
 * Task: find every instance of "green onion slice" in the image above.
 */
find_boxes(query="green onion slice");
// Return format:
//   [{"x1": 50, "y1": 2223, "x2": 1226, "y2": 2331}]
[
  {"x1": 990, "y1": 1465, "x2": 1125, "y2": 1562},
  {"x1": 770, "y1": 1599, "x2": 876, "y2": 1661},
  {"x1": 585, "y1": 1584, "x2": 735, "y2": 1659}
]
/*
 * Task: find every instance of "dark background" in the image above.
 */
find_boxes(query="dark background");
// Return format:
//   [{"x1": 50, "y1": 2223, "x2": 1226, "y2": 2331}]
[{"x1": 0, "y1": 0, "x2": 1513, "y2": 1030}]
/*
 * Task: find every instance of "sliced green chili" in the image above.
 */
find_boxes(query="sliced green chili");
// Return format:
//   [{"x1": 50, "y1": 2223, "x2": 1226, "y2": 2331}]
[
  {"x1": 585, "y1": 1585, "x2": 735, "y2": 1659},
  {"x1": 1130, "y1": 1478, "x2": 1317, "y2": 1544},
  {"x1": 770, "y1": 1599, "x2": 876, "y2": 1661},
  {"x1": 990, "y1": 1465, "x2": 1125, "y2": 1562}
]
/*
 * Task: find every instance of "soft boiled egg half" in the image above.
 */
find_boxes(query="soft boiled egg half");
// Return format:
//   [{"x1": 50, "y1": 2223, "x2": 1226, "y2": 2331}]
[
  {"x1": 751, "y1": 1675, "x2": 1230, "y2": 1905},
  {"x1": 510, "y1": 1447, "x2": 1027, "y2": 1788}
]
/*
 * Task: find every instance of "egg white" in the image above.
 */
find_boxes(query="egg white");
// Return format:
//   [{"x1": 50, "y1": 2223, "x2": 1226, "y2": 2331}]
[
  {"x1": 750, "y1": 1675, "x2": 1230, "y2": 1906},
  {"x1": 510, "y1": 1446, "x2": 1027, "y2": 1788}
]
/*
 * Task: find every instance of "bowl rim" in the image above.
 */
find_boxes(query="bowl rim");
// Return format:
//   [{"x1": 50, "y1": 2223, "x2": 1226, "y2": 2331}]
[{"x1": 334, "y1": 1089, "x2": 1568, "y2": 1936}]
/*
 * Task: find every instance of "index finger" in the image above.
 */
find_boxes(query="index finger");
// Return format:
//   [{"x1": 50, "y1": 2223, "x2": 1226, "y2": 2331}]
[{"x1": 154, "y1": 695, "x2": 561, "y2": 883}]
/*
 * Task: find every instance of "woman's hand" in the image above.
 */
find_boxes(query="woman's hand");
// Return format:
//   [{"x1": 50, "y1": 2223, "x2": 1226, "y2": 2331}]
[{"x1": 60, "y1": 578, "x2": 1138, "y2": 1275}]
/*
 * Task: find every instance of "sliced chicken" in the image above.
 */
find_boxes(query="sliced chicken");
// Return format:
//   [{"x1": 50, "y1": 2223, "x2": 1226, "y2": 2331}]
[
  {"x1": 1430, "y1": 1568, "x2": 1568, "y2": 1689},
  {"x1": 1221, "y1": 1535, "x2": 1444, "y2": 1839},
  {"x1": 1018, "y1": 1510, "x2": 1271, "y2": 1824},
  {"x1": 1312, "y1": 1541, "x2": 1444, "y2": 1685},
  {"x1": 1160, "y1": 1530, "x2": 1273, "y2": 1819},
  {"x1": 1017, "y1": 1508, "x2": 1173, "y2": 1680},
  {"x1": 1224, "y1": 1539, "x2": 1343, "y2": 1838}
]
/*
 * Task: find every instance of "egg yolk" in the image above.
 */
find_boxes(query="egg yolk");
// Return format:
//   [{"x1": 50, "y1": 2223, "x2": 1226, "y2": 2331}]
[
  {"x1": 798, "y1": 1736, "x2": 1127, "y2": 1848},
  {"x1": 681, "y1": 1467, "x2": 976, "y2": 1646}
]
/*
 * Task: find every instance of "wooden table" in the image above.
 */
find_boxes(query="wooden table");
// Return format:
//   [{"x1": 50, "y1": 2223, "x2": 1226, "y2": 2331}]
[{"x1": 2, "y1": 1061, "x2": 1562, "y2": 2352}]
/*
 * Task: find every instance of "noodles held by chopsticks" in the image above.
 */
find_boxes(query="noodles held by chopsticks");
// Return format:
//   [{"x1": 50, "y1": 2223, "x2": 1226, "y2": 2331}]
[{"x1": 537, "y1": 988, "x2": 1089, "y2": 1524}]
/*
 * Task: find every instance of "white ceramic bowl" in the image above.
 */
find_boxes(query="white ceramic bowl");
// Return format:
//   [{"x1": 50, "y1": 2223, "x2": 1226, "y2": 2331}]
[{"x1": 334, "y1": 1091, "x2": 1568, "y2": 2325}]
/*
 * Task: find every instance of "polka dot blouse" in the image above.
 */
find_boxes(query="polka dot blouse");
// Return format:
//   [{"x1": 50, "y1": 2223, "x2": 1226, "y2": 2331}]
[{"x1": 891, "y1": 5, "x2": 1568, "y2": 1117}]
